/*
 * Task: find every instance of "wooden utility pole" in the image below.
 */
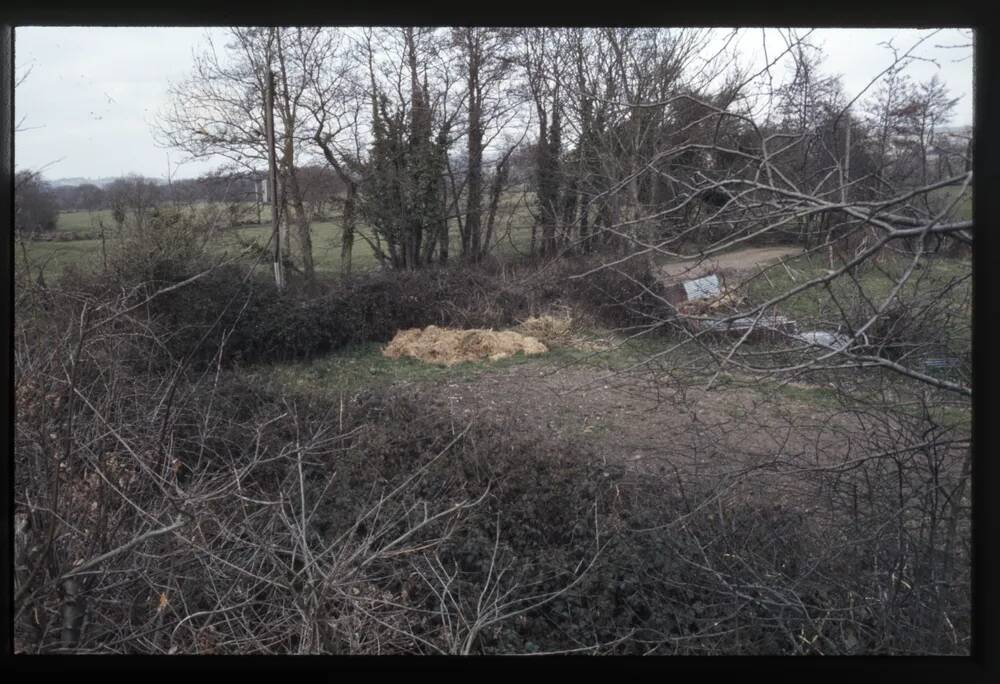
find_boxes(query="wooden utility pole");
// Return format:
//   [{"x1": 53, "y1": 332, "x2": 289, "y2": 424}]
[
  {"x1": 829, "y1": 108, "x2": 854, "y2": 269},
  {"x1": 254, "y1": 175, "x2": 262, "y2": 225},
  {"x1": 265, "y1": 67, "x2": 285, "y2": 289},
  {"x1": 165, "y1": 152, "x2": 173, "y2": 205},
  {"x1": 843, "y1": 107, "x2": 851, "y2": 204}
]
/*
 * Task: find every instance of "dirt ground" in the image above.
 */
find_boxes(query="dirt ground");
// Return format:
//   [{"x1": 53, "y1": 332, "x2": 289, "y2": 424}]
[
  {"x1": 659, "y1": 246, "x2": 804, "y2": 282},
  {"x1": 399, "y1": 358, "x2": 858, "y2": 510}
]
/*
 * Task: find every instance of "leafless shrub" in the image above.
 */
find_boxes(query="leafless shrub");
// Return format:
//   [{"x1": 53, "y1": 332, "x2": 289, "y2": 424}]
[{"x1": 14, "y1": 272, "x2": 970, "y2": 654}]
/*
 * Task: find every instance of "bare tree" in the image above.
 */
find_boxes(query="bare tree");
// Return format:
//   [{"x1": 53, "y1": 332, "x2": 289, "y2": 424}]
[
  {"x1": 158, "y1": 27, "x2": 321, "y2": 282},
  {"x1": 358, "y1": 27, "x2": 458, "y2": 270},
  {"x1": 105, "y1": 175, "x2": 162, "y2": 233},
  {"x1": 302, "y1": 28, "x2": 367, "y2": 278},
  {"x1": 451, "y1": 27, "x2": 520, "y2": 261},
  {"x1": 14, "y1": 170, "x2": 58, "y2": 235}
]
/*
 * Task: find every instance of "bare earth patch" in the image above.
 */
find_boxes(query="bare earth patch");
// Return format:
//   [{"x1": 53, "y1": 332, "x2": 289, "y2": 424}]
[{"x1": 400, "y1": 358, "x2": 857, "y2": 510}]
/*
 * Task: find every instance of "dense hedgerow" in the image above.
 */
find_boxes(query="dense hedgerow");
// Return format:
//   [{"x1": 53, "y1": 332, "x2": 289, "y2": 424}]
[
  {"x1": 40, "y1": 251, "x2": 675, "y2": 371},
  {"x1": 14, "y1": 270, "x2": 968, "y2": 653},
  {"x1": 16, "y1": 367, "x2": 968, "y2": 654}
]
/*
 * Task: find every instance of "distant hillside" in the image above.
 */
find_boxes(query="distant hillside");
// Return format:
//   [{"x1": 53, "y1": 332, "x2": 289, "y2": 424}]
[{"x1": 48, "y1": 176, "x2": 169, "y2": 188}]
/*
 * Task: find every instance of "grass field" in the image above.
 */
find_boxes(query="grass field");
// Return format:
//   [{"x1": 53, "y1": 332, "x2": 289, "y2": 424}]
[
  {"x1": 16, "y1": 236, "x2": 107, "y2": 276},
  {"x1": 19, "y1": 208, "x2": 373, "y2": 278},
  {"x1": 24, "y1": 194, "x2": 539, "y2": 279},
  {"x1": 931, "y1": 185, "x2": 973, "y2": 221},
  {"x1": 22, "y1": 184, "x2": 969, "y2": 283},
  {"x1": 742, "y1": 250, "x2": 971, "y2": 322},
  {"x1": 54, "y1": 208, "x2": 118, "y2": 232},
  {"x1": 245, "y1": 327, "x2": 679, "y2": 399}
]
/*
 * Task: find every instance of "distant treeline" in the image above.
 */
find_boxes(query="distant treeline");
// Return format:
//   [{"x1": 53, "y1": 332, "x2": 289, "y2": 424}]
[
  {"x1": 14, "y1": 164, "x2": 365, "y2": 234},
  {"x1": 45, "y1": 165, "x2": 351, "y2": 215}
]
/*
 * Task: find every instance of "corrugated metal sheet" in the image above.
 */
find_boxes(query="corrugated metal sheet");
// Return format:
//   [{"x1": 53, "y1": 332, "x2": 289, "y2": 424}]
[
  {"x1": 793, "y1": 330, "x2": 852, "y2": 350},
  {"x1": 682, "y1": 274, "x2": 721, "y2": 301},
  {"x1": 921, "y1": 356, "x2": 961, "y2": 369}
]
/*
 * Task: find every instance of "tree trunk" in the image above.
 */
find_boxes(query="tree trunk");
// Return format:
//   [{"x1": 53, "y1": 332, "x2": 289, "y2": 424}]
[
  {"x1": 560, "y1": 174, "x2": 578, "y2": 249},
  {"x1": 265, "y1": 66, "x2": 284, "y2": 289},
  {"x1": 483, "y1": 155, "x2": 510, "y2": 256},
  {"x1": 438, "y1": 187, "x2": 449, "y2": 265},
  {"x1": 536, "y1": 102, "x2": 560, "y2": 259},
  {"x1": 341, "y1": 180, "x2": 356, "y2": 278},
  {"x1": 284, "y1": 161, "x2": 315, "y2": 282},
  {"x1": 312, "y1": 128, "x2": 360, "y2": 280},
  {"x1": 466, "y1": 45, "x2": 484, "y2": 260},
  {"x1": 445, "y1": 157, "x2": 467, "y2": 256},
  {"x1": 579, "y1": 202, "x2": 590, "y2": 253},
  {"x1": 421, "y1": 211, "x2": 438, "y2": 265}
]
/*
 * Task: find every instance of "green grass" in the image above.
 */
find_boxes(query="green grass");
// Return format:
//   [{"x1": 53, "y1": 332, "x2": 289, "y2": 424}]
[
  {"x1": 768, "y1": 380, "x2": 842, "y2": 410},
  {"x1": 55, "y1": 209, "x2": 117, "y2": 232},
  {"x1": 243, "y1": 341, "x2": 555, "y2": 398},
  {"x1": 929, "y1": 185, "x2": 973, "y2": 221},
  {"x1": 15, "y1": 237, "x2": 106, "y2": 276},
  {"x1": 931, "y1": 404, "x2": 973, "y2": 432},
  {"x1": 220, "y1": 217, "x2": 383, "y2": 274},
  {"x1": 244, "y1": 321, "x2": 970, "y2": 442},
  {"x1": 238, "y1": 322, "x2": 920, "y2": 440},
  {"x1": 30, "y1": 194, "x2": 541, "y2": 279},
  {"x1": 742, "y1": 252, "x2": 971, "y2": 325},
  {"x1": 243, "y1": 328, "x2": 681, "y2": 401},
  {"x1": 14, "y1": 209, "x2": 116, "y2": 277},
  {"x1": 737, "y1": 253, "x2": 971, "y2": 410},
  {"x1": 23, "y1": 207, "x2": 381, "y2": 279}
]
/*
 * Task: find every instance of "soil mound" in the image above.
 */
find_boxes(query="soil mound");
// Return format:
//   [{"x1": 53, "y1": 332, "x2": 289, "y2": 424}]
[{"x1": 383, "y1": 325, "x2": 548, "y2": 366}]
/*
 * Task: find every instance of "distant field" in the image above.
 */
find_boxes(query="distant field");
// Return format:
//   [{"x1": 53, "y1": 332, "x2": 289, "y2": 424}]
[
  {"x1": 16, "y1": 237, "x2": 106, "y2": 277},
  {"x1": 25, "y1": 195, "x2": 540, "y2": 279},
  {"x1": 55, "y1": 208, "x2": 117, "y2": 232},
  {"x1": 24, "y1": 213, "x2": 374, "y2": 278},
  {"x1": 931, "y1": 185, "x2": 973, "y2": 221},
  {"x1": 22, "y1": 184, "x2": 969, "y2": 281},
  {"x1": 222, "y1": 219, "x2": 382, "y2": 274},
  {"x1": 742, "y1": 250, "x2": 972, "y2": 363}
]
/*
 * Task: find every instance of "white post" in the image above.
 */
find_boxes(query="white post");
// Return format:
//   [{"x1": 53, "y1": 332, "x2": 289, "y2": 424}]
[{"x1": 265, "y1": 66, "x2": 285, "y2": 289}]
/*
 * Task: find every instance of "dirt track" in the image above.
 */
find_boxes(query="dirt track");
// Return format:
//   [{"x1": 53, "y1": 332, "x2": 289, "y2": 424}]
[
  {"x1": 659, "y1": 246, "x2": 803, "y2": 281},
  {"x1": 414, "y1": 360, "x2": 855, "y2": 509}
]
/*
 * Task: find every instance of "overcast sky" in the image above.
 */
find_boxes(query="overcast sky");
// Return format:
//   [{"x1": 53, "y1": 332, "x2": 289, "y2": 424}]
[{"x1": 14, "y1": 26, "x2": 974, "y2": 182}]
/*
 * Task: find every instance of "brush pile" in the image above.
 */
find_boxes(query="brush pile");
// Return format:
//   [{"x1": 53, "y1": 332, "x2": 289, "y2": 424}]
[{"x1": 515, "y1": 313, "x2": 615, "y2": 352}]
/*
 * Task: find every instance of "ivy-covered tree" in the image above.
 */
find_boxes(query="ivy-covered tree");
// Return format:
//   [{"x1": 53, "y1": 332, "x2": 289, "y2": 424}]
[
  {"x1": 14, "y1": 170, "x2": 58, "y2": 235},
  {"x1": 361, "y1": 28, "x2": 451, "y2": 270}
]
